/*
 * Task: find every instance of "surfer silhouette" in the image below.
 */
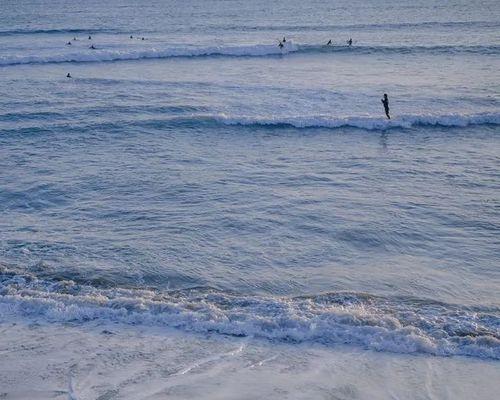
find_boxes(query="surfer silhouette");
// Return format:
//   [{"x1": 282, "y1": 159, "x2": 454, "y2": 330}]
[
  {"x1": 66, "y1": 41, "x2": 72, "y2": 45},
  {"x1": 66, "y1": 73, "x2": 72, "y2": 78},
  {"x1": 89, "y1": 44, "x2": 96, "y2": 49},
  {"x1": 283, "y1": 37, "x2": 286, "y2": 43},
  {"x1": 278, "y1": 40, "x2": 284, "y2": 49},
  {"x1": 326, "y1": 39, "x2": 332, "y2": 45},
  {"x1": 347, "y1": 38, "x2": 353, "y2": 46},
  {"x1": 381, "y1": 93, "x2": 390, "y2": 119}
]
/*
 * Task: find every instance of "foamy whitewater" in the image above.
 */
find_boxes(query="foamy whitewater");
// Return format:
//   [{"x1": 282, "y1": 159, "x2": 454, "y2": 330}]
[{"x1": 0, "y1": 0, "x2": 499, "y2": 398}]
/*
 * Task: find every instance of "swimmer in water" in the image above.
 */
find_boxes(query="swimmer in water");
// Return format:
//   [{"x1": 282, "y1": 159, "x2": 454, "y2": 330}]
[
  {"x1": 347, "y1": 38, "x2": 353, "y2": 46},
  {"x1": 283, "y1": 37, "x2": 286, "y2": 43},
  {"x1": 89, "y1": 44, "x2": 96, "y2": 49},
  {"x1": 278, "y1": 40, "x2": 284, "y2": 49},
  {"x1": 66, "y1": 41, "x2": 72, "y2": 45},
  {"x1": 88, "y1": 35, "x2": 92, "y2": 40},
  {"x1": 326, "y1": 39, "x2": 332, "y2": 45},
  {"x1": 66, "y1": 73, "x2": 72, "y2": 78},
  {"x1": 130, "y1": 35, "x2": 133, "y2": 39},
  {"x1": 381, "y1": 93, "x2": 390, "y2": 119}
]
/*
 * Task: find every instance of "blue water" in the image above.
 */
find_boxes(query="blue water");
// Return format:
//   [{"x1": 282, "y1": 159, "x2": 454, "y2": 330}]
[{"x1": 0, "y1": 0, "x2": 499, "y2": 359}]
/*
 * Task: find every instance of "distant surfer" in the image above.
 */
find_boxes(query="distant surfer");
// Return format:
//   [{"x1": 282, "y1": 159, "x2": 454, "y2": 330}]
[
  {"x1": 347, "y1": 38, "x2": 353, "y2": 46},
  {"x1": 130, "y1": 35, "x2": 133, "y2": 39},
  {"x1": 278, "y1": 40, "x2": 284, "y2": 49},
  {"x1": 66, "y1": 41, "x2": 72, "y2": 45},
  {"x1": 73, "y1": 37, "x2": 77, "y2": 41},
  {"x1": 282, "y1": 37, "x2": 286, "y2": 43},
  {"x1": 141, "y1": 37, "x2": 145, "y2": 40},
  {"x1": 89, "y1": 44, "x2": 96, "y2": 49},
  {"x1": 381, "y1": 93, "x2": 390, "y2": 119},
  {"x1": 66, "y1": 73, "x2": 72, "y2": 78},
  {"x1": 88, "y1": 35, "x2": 92, "y2": 40},
  {"x1": 326, "y1": 39, "x2": 332, "y2": 46}
]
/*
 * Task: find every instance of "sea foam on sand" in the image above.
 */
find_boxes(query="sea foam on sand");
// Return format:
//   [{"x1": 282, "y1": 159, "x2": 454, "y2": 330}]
[{"x1": 0, "y1": 317, "x2": 499, "y2": 400}]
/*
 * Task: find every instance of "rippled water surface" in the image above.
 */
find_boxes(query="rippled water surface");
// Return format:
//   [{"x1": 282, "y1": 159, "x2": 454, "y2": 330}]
[{"x1": 0, "y1": 0, "x2": 499, "y2": 359}]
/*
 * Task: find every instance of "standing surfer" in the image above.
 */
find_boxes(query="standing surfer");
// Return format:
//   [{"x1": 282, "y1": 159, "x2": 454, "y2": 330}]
[{"x1": 381, "y1": 93, "x2": 390, "y2": 119}]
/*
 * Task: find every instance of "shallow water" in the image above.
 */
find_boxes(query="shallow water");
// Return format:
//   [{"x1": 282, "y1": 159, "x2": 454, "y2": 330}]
[{"x1": 0, "y1": 0, "x2": 499, "y2": 360}]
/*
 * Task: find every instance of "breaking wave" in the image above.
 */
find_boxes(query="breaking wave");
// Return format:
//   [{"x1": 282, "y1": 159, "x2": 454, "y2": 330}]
[
  {"x1": 0, "y1": 267, "x2": 499, "y2": 359},
  {"x1": 214, "y1": 112, "x2": 500, "y2": 130},
  {"x1": 0, "y1": 43, "x2": 299, "y2": 66},
  {"x1": 1, "y1": 43, "x2": 499, "y2": 66},
  {"x1": 1, "y1": 112, "x2": 498, "y2": 137}
]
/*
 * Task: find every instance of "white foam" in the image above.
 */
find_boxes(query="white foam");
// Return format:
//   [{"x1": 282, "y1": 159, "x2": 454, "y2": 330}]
[
  {"x1": 1, "y1": 270, "x2": 498, "y2": 359},
  {"x1": 214, "y1": 112, "x2": 500, "y2": 130},
  {"x1": 0, "y1": 41, "x2": 299, "y2": 66},
  {"x1": 3, "y1": 319, "x2": 500, "y2": 400},
  {"x1": 1, "y1": 42, "x2": 497, "y2": 66}
]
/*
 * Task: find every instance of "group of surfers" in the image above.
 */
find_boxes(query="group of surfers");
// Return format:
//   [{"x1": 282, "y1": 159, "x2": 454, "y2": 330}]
[{"x1": 64, "y1": 34, "x2": 391, "y2": 119}]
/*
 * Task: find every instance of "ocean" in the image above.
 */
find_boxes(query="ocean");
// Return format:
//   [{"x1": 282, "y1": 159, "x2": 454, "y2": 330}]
[{"x1": 0, "y1": 0, "x2": 499, "y2": 398}]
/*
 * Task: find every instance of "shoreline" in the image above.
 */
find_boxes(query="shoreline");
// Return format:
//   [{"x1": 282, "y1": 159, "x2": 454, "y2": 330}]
[{"x1": 1, "y1": 316, "x2": 499, "y2": 400}]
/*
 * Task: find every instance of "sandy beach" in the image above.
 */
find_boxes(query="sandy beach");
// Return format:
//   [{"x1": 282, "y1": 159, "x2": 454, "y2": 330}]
[{"x1": 1, "y1": 316, "x2": 499, "y2": 400}]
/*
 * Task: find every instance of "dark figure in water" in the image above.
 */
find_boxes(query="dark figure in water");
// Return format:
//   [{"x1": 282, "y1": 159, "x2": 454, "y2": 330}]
[
  {"x1": 283, "y1": 37, "x2": 286, "y2": 43},
  {"x1": 278, "y1": 40, "x2": 284, "y2": 49},
  {"x1": 326, "y1": 39, "x2": 332, "y2": 45},
  {"x1": 347, "y1": 38, "x2": 353, "y2": 46},
  {"x1": 130, "y1": 35, "x2": 133, "y2": 39},
  {"x1": 66, "y1": 41, "x2": 72, "y2": 45},
  {"x1": 73, "y1": 37, "x2": 77, "y2": 41},
  {"x1": 141, "y1": 37, "x2": 145, "y2": 40},
  {"x1": 66, "y1": 73, "x2": 72, "y2": 78},
  {"x1": 381, "y1": 93, "x2": 390, "y2": 119},
  {"x1": 89, "y1": 44, "x2": 96, "y2": 49},
  {"x1": 88, "y1": 35, "x2": 92, "y2": 40}
]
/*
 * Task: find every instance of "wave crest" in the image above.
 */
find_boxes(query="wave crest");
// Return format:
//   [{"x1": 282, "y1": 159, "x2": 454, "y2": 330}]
[
  {"x1": 1, "y1": 43, "x2": 499, "y2": 66},
  {"x1": 0, "y1": 28, "x2": 118, "y2": 36},
  {"x1": 215, "y1": 112, "x2": 500, "y2": 130}
]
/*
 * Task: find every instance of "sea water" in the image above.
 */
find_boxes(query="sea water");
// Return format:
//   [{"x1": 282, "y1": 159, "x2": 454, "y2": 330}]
[{"x1": 0, "y1": 0, "x2": 499, "y2": 385}]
